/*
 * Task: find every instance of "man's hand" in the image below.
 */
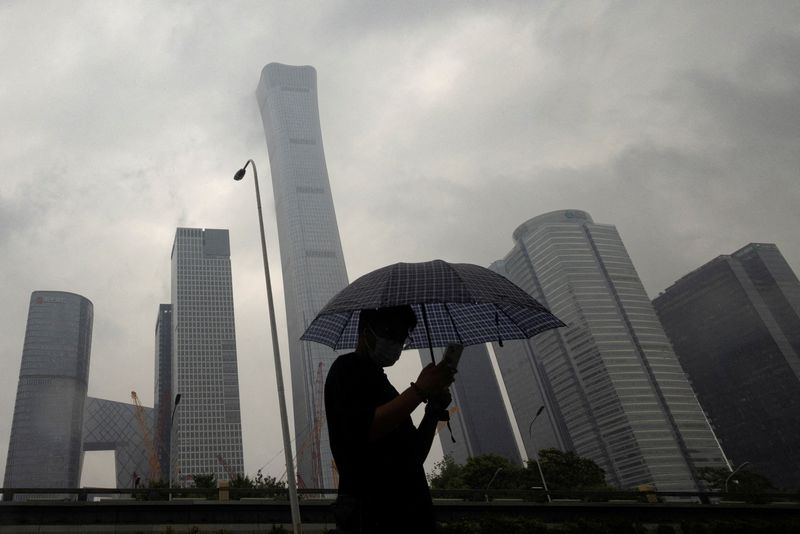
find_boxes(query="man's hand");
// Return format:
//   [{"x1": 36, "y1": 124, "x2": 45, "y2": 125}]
[
  {"x1": 425, "y1": 389, "x2": 452, "y2": 421},
  {"x1": 415, "y1": 361, "x2": 455, "y2": 399}
]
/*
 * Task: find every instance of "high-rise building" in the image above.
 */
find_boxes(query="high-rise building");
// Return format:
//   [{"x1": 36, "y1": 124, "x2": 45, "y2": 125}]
[
  {"x1": 153, "y1": 304, "x2": 172, "y2": 481},
  {"x1": 170, "y1": 228, "x2": 244, "y2": 483},
  {"x1": 491, "y1": 210, "x2": 728, "y2": 491},
  {"x1": 257, "y1": 63, "x2": 349, "y2": 488},
  {"x1": 430, "y1": 345, "x2": 522, "y2": 465},
  {"x1": 653, "y1": 243, "x2": 800, "y2": 488},
  {"x1": 4, "y1": 291, "x2": 93, "y2": 494}
]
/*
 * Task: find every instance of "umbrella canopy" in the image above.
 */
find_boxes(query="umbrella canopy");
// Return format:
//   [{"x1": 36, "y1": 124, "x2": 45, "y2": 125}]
[{"x1": 301, "y1": 260, "x2": 565, "y2": 351}]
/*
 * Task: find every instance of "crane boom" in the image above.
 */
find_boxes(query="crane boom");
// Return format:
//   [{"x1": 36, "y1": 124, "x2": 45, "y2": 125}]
[{"x1": 131, "y1": 391, "x2": 161, "y2": 482}]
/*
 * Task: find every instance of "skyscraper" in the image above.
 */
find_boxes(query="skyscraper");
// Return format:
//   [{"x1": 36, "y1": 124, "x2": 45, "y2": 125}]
[
  {"x1": 154, "y1": 304, "x2": 172, "y2": 481},
  {"x1": 170, "y1": 228, "x2": 244, "y2": 483},
  {"x1": 257, "y1": 63, "x2": 349, "y2": 488},
  {"x1": 4, "y1": 291, "x2": 93, "y2": 494},
  {"x1": 653, "y1": 243, "x2": 800, "y2": 488},
  {"x1": 491, "y1": 210, "x2": 728, "y2": 491},
  {"x1": 431, "y1": 344, "x2": 522, "y2": 465}
]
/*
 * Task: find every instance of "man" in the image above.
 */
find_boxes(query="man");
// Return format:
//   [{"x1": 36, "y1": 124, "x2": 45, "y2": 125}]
[{"x1": 325, "y1": 305, "x2": 455, "y2": 533}]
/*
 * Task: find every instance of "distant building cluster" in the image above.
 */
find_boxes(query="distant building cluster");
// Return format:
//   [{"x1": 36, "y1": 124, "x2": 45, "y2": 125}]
[
  {"x1": 4, "y1": 62, "x2": 800, "y2": 494},
  {"x1": 4, "y1": 228, "x2": 245, "y2": 495}
]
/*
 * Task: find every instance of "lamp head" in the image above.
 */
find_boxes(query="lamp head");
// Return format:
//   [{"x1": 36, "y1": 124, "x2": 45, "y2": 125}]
[
  {"x1": 536, "y1": 405, "x2": 545, "y2": 417},
  {"x1": 233, "y1": 168, "x2": 246, "y2": 181},
  {"x1": 174, "y1": 393, "x2": 182, "y2": 406}
]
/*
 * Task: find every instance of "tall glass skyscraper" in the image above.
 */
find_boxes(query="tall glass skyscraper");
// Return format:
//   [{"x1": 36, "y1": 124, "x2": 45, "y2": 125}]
[
  {"x1": 4, "y1": 291, "x2": 93, "y2": 493},
  {"x1": 491, "y1": 210, "x2": 728, "y2": 491},
  {"x1": 654, "y1": 243, "x2": 800, "y2": 488},
  {"x1": 170, "y1": 228, "x2": 244, "y2": 483},
  {"x1": 431, "y1": 344, "x2": 522, "y2": 465},
  {"x1": 154, "y1": 304, "x2": 172, "y2": 481},
  {"x1": 257, "y1": 63, "x2": 349, "y2": 488}
]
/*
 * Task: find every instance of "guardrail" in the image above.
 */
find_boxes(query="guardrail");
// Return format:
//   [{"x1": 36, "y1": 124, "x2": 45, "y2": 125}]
[{"x1": 2, "y1": 486, "x2": 799, "y2": 504}]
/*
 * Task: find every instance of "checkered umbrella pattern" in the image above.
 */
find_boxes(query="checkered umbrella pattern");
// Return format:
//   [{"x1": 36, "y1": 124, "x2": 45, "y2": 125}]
[{"x1": 301, "y1": 260, "x2": 565, "y2": 350}]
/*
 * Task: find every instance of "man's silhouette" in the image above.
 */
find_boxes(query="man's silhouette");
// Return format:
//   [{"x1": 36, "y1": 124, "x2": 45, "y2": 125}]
[{"x1": 325, "y1": 305, "x2": 454, "y2": 533}]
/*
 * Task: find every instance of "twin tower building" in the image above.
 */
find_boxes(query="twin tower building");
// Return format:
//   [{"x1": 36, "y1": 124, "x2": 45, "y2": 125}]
[{"x1": 6, "y1": 63, "x2": 800, "y2": 492}]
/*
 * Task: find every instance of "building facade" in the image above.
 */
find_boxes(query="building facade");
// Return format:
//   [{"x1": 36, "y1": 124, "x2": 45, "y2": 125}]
[
  {"x1": 82, "y1": 397, "x2": 153, "y2": 489},
  {"x1": 257, "y1": 63, "x2": 350, "y2": 488},
  {"x1": 430, "y1": 344, "x2": 522, "y2": 465},
  {"x1": 653, "y1": 243, "x2": 800, "y2": 488},
  {"x1": 4, "y1": 291, "x2": 93, "y2": 493},
  {"x1": 153, "y1": 304, "x2": 173, "y2": 481},
  {"x1": 491, "y1": 210, "x2": 728, "y2": 491},
  {"x1": 170, "y1": 228, "x2": 244, "y2": 483}
]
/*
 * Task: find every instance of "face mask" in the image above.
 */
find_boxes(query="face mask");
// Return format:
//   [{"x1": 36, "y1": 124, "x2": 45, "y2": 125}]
[{"x1": 367, "y1": 327, "x2": 404, "y2": 367}]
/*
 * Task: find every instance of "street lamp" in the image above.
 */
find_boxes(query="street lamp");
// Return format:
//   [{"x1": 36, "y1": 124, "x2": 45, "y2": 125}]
[
  {"x1": 234, "y1": 159, "x2": 302, "y2": 534},
  {"x1": 485, "y1": 467, "x2": 503, "y2": 502},
  {"x1": 528, "y1": 405, "x2": 551, "y2": 502},
  {"x1": 725, "y1": 461, "x2": 751, "y2": 493}
]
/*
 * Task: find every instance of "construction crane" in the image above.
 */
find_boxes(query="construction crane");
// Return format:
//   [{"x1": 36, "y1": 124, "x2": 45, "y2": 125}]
[
  {"x1": 216, "y1": 453, "x2": 236, "y2": 481},
  {"x1": 286, "y1": 362, "x2": 328, "y2": 488},
  {"x1": 310, "y1": 361, "x2": 326, "y2": 488},
  {"x1": 131, "y1": 391, "x2": 160, "y2": 482}
]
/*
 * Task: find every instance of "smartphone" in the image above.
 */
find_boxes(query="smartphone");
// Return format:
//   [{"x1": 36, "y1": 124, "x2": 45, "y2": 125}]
[{"x1": 441, "y1": 343, "x2": 464, "y2": 371}]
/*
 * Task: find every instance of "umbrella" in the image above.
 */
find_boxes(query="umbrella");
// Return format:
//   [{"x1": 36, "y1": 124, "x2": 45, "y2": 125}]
[{"x1": 301, "y1": 259, "x2": 565, "y2": 361}]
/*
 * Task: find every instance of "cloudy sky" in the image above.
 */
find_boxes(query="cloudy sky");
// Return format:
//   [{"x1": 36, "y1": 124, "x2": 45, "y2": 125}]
[{"x1": 1, "y1": 1, "x2": 799, "y2": 486}]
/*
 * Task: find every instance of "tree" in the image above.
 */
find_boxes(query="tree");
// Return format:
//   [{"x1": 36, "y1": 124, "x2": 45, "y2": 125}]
[
  {"x1": 229, "y1": 470, "x2": 287, "y2": 499},
  {"x1": 192, "y1": 473, "x2": 217, "y2": 488},
  {"x1": 460, "y1": 454, "x2": 523, "y2": 490},
  {"x1": 429, "y1": 456, "x2": 465, "y2": 489},
  {"x1": 535, "y1": 448, "x2": 609, "y2": 490},
  {"x1": 697, "y1": 466, "x2": 774, "y2": 493}
]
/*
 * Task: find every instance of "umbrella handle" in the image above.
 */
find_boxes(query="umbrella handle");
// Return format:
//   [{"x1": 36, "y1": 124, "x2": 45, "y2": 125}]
[{"x1": 420, "y1": 304, "x2": 437, "y2": 364}]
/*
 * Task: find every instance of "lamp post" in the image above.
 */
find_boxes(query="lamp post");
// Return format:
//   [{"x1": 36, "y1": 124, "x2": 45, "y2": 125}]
[
  {"x1": 528, "y1": 405, "x2": 551, "y2": 502},
  {"x1": 485, "y1": 467, "x2": 503, "y2": 502},
  {"x1": 724, "y1": 461, "x2": 751, "y2": 494},
  {"x1": 234, "y1": 159, "x2": 302, "y2": 534},
  {"x1": 168, "y1": 393, "x2": 182, "y2": 498}
]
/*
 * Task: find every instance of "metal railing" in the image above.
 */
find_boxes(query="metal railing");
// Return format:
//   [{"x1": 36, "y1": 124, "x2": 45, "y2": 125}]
[{"x1": 2, "y1": 487, "x2": 799, "y2": 505}]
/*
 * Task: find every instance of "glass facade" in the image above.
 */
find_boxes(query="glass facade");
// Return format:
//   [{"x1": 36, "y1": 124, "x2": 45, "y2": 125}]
[
  {"x1": 257, "y1": 63, "x2": 350, "y2": 489},
  {"x1": 431, "y1": 344, "x2": 522, "y2": 465},
  {"x1": 154, "y1": 304, "x2": 172, "y2": 481},
  {"x1": 492, "y1": 211, "x2": 728, "y2": 490},
  {"x1": 82, "y1": 397, "x2": 153, "y2": 489},
  {"x1": 653, "y1": 243, "x2": 800, "y2": 488},
  {"x1": 170, "y1": 228, "x2": 244, "y2": 483},
  {"x1": 4, "y1": 291, "x2": 93, "y2": 495}
]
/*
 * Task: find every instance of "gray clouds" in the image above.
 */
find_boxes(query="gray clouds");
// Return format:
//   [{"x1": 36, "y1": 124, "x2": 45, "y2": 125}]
[{"x1": 1, "y1": 1, "x2": 799, "y2": 484}]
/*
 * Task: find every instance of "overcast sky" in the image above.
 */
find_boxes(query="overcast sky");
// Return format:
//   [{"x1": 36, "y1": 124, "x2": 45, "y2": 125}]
[{"x1": 2, "y1": 1, "x2": 799, "y2": 487}]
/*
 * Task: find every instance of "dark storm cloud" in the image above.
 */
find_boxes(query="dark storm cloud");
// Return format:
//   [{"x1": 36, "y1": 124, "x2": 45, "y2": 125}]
[{"x1": 1, "y1": 0, "x2": 799, "y2": 484}]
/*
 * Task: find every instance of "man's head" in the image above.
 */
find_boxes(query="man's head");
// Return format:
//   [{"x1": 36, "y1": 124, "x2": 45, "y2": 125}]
[{"x1": 357, "y1": 305, "x2": 417, "y2": 367}]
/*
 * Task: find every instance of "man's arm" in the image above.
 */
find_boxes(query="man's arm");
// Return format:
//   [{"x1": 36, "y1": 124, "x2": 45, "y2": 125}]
[
  {"x1": 369, "y1": 386, "x2": 425, "y2": 442},
  {"x1": 368, "y1": 362, "x2": 454, "y2": 443},
  {"x1": 415, "y1": 390, "x2": 452, "y2": 462}
]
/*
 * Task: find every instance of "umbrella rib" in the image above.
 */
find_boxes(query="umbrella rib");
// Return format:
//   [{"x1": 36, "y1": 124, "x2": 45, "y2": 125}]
[{"x1": 443, "y1": 303, "x2": 464, "y2": 345}]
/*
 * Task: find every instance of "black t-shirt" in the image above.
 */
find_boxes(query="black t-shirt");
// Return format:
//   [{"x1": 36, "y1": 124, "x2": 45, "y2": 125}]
[{"x1": 325, "y1": 351, "x2": 434, "y2": 532}]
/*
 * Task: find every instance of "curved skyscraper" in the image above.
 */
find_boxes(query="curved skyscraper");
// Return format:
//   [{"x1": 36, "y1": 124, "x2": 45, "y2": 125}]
[
  {"x1": 4, "y1": 291, "x2": 93, "y2": 491},
  {"x1": 257, "y1": 63, "x2": 349, "y2": 488},
  {"x1": 491, "y1": 210, "x2": 728, "y2": 491}
]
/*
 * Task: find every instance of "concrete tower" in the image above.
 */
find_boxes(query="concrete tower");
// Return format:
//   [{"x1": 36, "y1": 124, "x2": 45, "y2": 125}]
[
  {"x1": 4, "y1": 291, "x2": 93, "y2": 492},
  {"x1": 492, "y1": 210, "x2": 728, "y2": 491},
  {"x1": 257, "y1": 63, "x2": 349, "y2": 488},
  {"x1": 170, "y1": 228, "x2": 244, "y2": 483}
]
